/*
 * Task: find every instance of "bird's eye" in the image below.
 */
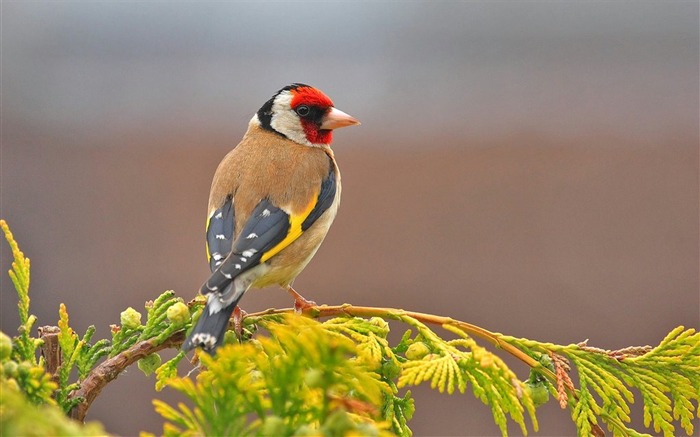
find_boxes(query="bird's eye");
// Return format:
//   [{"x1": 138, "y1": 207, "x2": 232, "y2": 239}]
[{"x1": 295, "y1": 105, "x2": 310, "y2": 117}]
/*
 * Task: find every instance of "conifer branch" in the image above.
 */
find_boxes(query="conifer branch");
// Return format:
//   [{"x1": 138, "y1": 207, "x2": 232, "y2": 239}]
[
  {"x1": 4, "y1": 220, "x2": 697, "y2": 436},
  {"x1": 66, "y1": 331, "x2": 185, "y2": 422}
]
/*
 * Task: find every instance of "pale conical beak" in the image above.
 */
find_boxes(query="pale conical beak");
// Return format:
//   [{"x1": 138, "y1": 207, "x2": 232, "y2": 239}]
[{"x1": 320, "y1": 107, "x2": 361, "y2": 130}]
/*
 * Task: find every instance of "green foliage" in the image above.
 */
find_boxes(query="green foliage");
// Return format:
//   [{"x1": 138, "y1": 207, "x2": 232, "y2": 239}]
[
  {"x1": 107, "y1": 291, "x2": 191, "y2": 386},
  {"x1": 0, "y1": 379, "x2": 107, "y2": 436},
  {"x1": 1, "y1": 220, "x2": 57, "y2": 406},
  {"x1": 1, "y1": 220, "x2": 40, "y2": 365},
  {"x1": 1, "y1": 220, "x2": 108, "y2": 412},
  {"x1": 154, "y1": 351, "x2": 186, "y2": 391},
  {"x1": 153, "y1": 315, "x2": 394, "y2": 436},
  {"x1": 0, "y1": 332, "x2": 12, "y2": 361},
  {"x1": 3, "y1": 219, "x2": 699, "y2": 437},
  {"x1": 315, "y1": 316, "x2": 414, "y2": 436},
  {"x1": 54, "y1": 303, "x2": 111, "y2": 412},
  {"x1": 141, "y1": 291, "x2": 191, "y2": 343},
  {"x1": 0, "y1": 349, "x2": 57, "y2": 406},
  {"x1": 1, "y1": 221, "x2": 195, "y2": 426},
  {"x1": 1, "y1": 220, "x2": 104, "y2": 435},
  {"x1": 138, "y1": 352, "x2": 163, "y2": 376},
  {"x1": 154, "y1": 309, "x2": 700, "y2": 437},
  {"x1": 51, "y1": 290, "x2": 191, "y2": 412},
  {"x1": 505, "y1": 327, "x2": 700, "y2": 437},
  {"x1": 110, "y1": 291, "x2": 191, "y2": 358},
  {"x1": 394, "y1": 318, "x2": 538, "y2": 436},
  {"x1": 153, "y1": 312, "x2": 537, "y2": 436}
]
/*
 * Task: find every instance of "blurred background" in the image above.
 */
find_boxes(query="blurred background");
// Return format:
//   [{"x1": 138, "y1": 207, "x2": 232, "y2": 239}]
[{"x1": 2, "y1": 2, "x2": 698, "y2": 435}]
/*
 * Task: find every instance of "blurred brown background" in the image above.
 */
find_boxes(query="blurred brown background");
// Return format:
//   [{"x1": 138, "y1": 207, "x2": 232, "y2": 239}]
[{"x1": 1, "y1": 2, "x2": 698, "y2": 436}]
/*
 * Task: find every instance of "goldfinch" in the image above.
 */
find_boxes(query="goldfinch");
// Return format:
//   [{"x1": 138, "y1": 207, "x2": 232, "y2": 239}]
[{"x1": 183, "y1": 84, "x2": 360, "y2": 352}]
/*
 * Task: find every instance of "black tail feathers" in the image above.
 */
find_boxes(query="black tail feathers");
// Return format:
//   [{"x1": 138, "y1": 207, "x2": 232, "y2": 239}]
[{"x1": 182, "y1": 301, "x2": 237, "y2": 354}]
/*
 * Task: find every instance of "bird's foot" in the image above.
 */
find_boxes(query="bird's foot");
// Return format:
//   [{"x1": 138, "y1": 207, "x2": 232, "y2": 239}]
[
  {"x1": 287, "y1": 286, "x2": 317, "y2": 314},
  {"x1": 293, "y1": 295, "x2": 317, "y2": 314},
  {"x1": 233, "y1": 306, "x2": 248, "y2": 339}
]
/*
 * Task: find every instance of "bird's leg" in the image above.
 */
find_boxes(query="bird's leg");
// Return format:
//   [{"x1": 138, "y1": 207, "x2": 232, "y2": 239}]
[
  {"x1": 286, "y1": 285, "x2": 317, "y2": 313},
  {"x1": 232, "y1": 306, "x2": 247, "y2": 339}
]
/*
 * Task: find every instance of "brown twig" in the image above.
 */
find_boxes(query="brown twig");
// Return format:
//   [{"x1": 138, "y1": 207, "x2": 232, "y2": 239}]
[
  {"x1": 242, "y1": 304, "x2": 544, "y2": 369},
  {"x1": 38, "y1": 325, "x2": 62, "y2": 385},
  {"x1": 67, "y1": 331, "x2": 185, "y2": 422}
]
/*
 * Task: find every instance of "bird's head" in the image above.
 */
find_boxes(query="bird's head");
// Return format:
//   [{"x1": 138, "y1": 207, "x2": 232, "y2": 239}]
[{"x1": 254, "y1": 83, "x2": 360, "y2": 147}]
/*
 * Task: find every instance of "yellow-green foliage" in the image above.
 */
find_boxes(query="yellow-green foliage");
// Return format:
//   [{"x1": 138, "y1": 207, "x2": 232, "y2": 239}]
[
  {"x1": 1, "y1": 220, "x2": 38, "y2": 365},
  {"x1": 506, "y1": 327, "x2": 700, "y2": 437},
  {"x1": 153, "y1": 315, "x2": 395, "y2": 437},
  {"x1": 4, "y1": 218, "x2": 699, "y2": 437},
  {"x1": 0, "y1": 234, "x2": 106, "y2": 435},
  {"x1": 110, "y1": 291, "x2": 191, "y2": 358},
  {"x1": 1, "y1": 220, "x2": 57, "y2": 406},
  {"x1": 0, "y1": 379, "x2": 107, "y2": 436},
  {"x1": 1, "y1": 221, "x2": 192, "y2": 414},
  {"x1": 153, "y1": 311, "x2": 538, "y2": 437},
  {"x1": 321, "y1": 316, "x2": 415, "y2": 436},
  {"x1": 54, "y1": 303, "x2": 112, "y2": 412},
  {"x1": 0, "y1": 348, "x2": 57, "y2": 406},
  {"x1": 394, "y1": 318, "x2": 537, "y2": 436}
]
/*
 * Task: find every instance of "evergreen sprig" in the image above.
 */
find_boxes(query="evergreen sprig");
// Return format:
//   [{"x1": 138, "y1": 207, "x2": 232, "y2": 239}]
[
  {"x1": 140, "y1": 291, "x2": 187, "y2": 342},
  {"x1": 395, "y1": 316, "x2": 538, "y2": 435},
  {"x1": 1, "y1": 220, "x2": 57, "y2": 405},
  {"x1": 109, "y1": 290, "x2": 191, "y2": 370},
  {"x1": 3, "y1": 219, "x2": 698, "y2": 436},
  {"x1": 151, "y1": 315, "x2": 393, "y2": 437},
  {"x1": 54, "y1": 303, "x2": 111, "y2": 412},
  {"x1": 504, "y1": 326, "x2": 700, "y2": 436},
  {"x1": 1, "y1": 221, "x2": 192, "y2": 421},
  {"x1": 312, "y1": 316, "x2": 415, "y2": 436},
  {"x1": 1, "y1": 380, "x2": 107, "y2": 436},
  {"x1": 1, "y1": 220, "x2": 40, "y2": 363}
]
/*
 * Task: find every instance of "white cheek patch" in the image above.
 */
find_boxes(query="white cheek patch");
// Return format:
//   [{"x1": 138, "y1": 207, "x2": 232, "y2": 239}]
[{"x1": 270, "y1": 90, "x2": 311, "y2": 146}]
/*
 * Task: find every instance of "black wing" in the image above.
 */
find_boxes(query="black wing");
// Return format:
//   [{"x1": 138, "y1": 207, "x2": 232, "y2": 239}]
[
  {"x1": 206, "y1": 195, "x2": 235, "y2": 272},
  {"x1": 302, "y1": 164, "x2": 337, "y2": 231},
  {"x1": 201, "y1": 199, "x2": 290, "y2": 294},
  {"x1": 201, "y1": 163, "x2": 337, "y2": 295}
]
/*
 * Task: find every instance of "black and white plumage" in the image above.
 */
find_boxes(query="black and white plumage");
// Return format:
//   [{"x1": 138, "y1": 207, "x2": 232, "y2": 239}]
[
  {"x1": 206, "y1": 195, "x2": 234, "y2": 272},
  {"x1": 183, "y1": 84, "x2": 359, "y2": 353}
]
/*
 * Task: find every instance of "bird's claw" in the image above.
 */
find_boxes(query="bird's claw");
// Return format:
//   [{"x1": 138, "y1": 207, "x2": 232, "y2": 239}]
[
  {"x1": 293, "y1": 296, "x2": 317, "y2": 314},
  {"x1": 233, "y1": 306, "x2": 248, "y2": 339}
]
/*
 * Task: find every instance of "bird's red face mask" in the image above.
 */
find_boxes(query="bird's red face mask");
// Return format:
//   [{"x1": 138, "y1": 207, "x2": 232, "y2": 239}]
[{"x1": 290, "y1": 87, "x2": 360, "y2": 145}]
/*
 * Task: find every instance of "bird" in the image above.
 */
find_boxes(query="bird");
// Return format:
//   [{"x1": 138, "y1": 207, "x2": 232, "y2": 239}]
[{"x1": 183, "y1": 83, "x2": 360, "y2": 353}]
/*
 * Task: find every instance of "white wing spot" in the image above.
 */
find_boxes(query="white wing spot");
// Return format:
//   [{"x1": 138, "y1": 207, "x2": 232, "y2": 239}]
[
  {"x1": 215, "y1": 234, "x2": 226, "y2": 240},
  {"x1": 191, "y1": 333, "x2": 217, "y2": 349},
  {"x1": 242, "y1": 249, "x2": 255, "y2": 257},
  {"x1": 223, "y1": 272, "x2": 232, "y2": 279},
  {"x1": 235, "y1": 264, "x2": 241, "y2": 270},
  {"x1": 212, "y1": 253, "x2": 223, "y2": 261},
  {"x1": 262, "y1": 209, "x2": 271, "y2": 217},
  {"x1": 246, "y1": 232, "x2": 258, "y2": 239},
  {"x1": 240, "y1": 257, "x2": 247, "y2": 263},
  {"x1": 214, "y1": 212, "x2": 223, "y2": 219},
  {"x1": 215, "y1": 260, "x2": 223, "y2": 266},
  {"x1": 210, "y1": 285, "x2": 219, "y2": 291}
]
